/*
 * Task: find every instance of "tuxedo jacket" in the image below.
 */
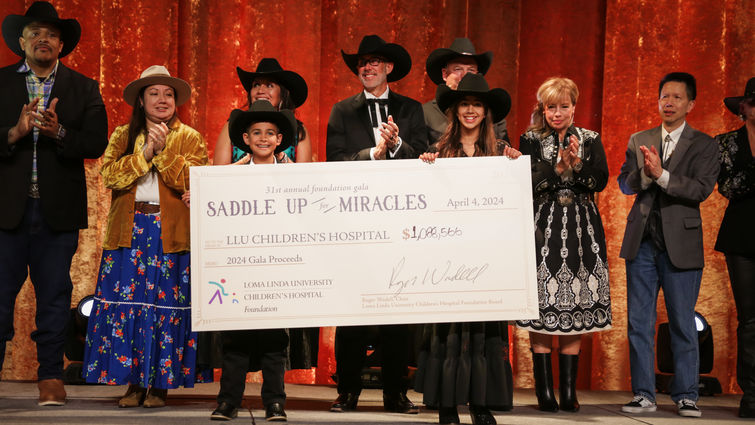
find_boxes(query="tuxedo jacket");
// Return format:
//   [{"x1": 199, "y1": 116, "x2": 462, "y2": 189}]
[
  {"x1": 0, "y1": 60, "x2": 108, "y2": 231},
  {"x1": 326, "y1": 90, "x2": 428, "y2": 161},
  {"x1": 617, "y1": 124, "x2": 719, "y2": 269}
]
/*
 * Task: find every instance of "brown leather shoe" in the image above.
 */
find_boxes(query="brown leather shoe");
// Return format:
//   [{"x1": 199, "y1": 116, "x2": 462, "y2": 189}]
[
  {"x1": 38, "y1": 378, "x2": 66, "y2": 406},
  {"x1": 143, "y1": 387, "x2": 168, "y2": 408},
  {"x1": 118, "y1": 384, "x2": 147, "y2": 408}
]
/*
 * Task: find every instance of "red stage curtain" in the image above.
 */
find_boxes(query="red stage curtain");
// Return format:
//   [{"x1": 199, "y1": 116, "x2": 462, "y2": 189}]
[{"x1": 1, "y1": 0, "x2": 752, "y2": 395}]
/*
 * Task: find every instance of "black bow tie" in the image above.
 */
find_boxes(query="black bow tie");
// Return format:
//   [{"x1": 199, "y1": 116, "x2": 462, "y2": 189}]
[
  {"x1": 367, "y1": 98, "x2": 388, "y2": 106},
  {"x1": 367, "y1": 98, "x2": 389, "y2": 127}
]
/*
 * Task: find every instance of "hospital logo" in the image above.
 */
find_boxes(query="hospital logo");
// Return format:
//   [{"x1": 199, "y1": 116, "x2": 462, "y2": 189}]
[{"x1": 208, "y1": 279, "x2": 239, "y2": 304}]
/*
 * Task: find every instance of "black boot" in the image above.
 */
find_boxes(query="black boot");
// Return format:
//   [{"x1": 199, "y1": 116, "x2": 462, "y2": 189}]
[
  {"x1": 532, "y1": 352, "x2": 558, "y2": 412},
  {"x1": 438, "y1": 406, "x2": 460, "y2": 424},
  {"x1": 559, "y1": 353, "x2": 580, "y2": 412},
  {"x1": 469, "y1": 405, "x2": 496, "y2": 425}
]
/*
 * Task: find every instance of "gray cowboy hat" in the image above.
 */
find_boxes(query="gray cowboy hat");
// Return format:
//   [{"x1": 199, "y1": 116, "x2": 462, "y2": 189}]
[
  {"x1": 426, "y1": 37, "x2": 493, "y2": 85},
  {"x1": 723, "y1": 77, "x2": 755, "y2": 115},
  {"x1": 436, "y1": 73, "x2": 511, "y2": 123},
  {"x1": 123, "y1": 65, "x2": 192, "y2": 107},
  {"x1": 2, "y1": 1, "x2": 81, "y2": 58},
  {"x1": 341, "y1": 34, "x2": 412, "y2": 82},
  {"x1": 236, "y1": 58, "x2": 308, "y2": 108},
  {"x1": 228, "y1": 100, "x2": 297, "y2": 155}
]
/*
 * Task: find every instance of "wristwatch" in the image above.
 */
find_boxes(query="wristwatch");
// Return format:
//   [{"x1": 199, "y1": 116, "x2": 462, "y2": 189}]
[
  {"x1": 573, "y1": 159, "x2": 583, "y2": 173},
  {"x1": 56, "y1": 124, "x2": 66, "y2": 140}
]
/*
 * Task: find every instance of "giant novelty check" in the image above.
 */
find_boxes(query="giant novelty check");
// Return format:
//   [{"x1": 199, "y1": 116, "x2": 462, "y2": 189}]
[{"x1": 190, "y1": 157, "x2": 538, "y2": 331}]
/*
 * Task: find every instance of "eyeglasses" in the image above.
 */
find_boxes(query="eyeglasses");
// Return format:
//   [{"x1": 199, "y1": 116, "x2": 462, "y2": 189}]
[{"x1": 357, "y1": 57, "x2": 385, "y2": 67}]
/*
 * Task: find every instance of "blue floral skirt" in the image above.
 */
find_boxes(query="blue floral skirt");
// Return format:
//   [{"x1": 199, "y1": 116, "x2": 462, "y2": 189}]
[{"x1": 83, "y1": 211, "x2": 210, "y2": 388}]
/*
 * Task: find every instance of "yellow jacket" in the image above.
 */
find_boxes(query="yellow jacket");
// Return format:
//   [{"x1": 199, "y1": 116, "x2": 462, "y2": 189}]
[{"x1": 101, "y1": 118, "x2": 208, "y2": 253}]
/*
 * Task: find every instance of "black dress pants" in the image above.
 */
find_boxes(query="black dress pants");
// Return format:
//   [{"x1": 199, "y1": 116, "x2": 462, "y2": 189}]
[
  {"x1": 217, "y1": 329, "x2": 288, "y2": 408},
  {"x1": 727, "y1": 254, "x2": 755, "y2": 407},
  {"x1": 334, "y1": 324, "x2": 409, "y2": 395}
]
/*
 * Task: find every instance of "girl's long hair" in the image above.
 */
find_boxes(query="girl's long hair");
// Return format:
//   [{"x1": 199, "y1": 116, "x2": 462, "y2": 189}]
[{"x1": 436, "y1": 98, "x2": 497, "y2": 158}]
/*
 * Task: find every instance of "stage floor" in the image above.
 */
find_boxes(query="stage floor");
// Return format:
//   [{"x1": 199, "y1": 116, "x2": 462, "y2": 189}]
[{"x1": 0, "y1": 381, "x2": 748, "y2": 424}]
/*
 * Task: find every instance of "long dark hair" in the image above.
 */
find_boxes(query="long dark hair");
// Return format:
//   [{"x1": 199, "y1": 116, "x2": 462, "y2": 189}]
[
  {"x1": 121, "y1": 87, "x2": 179, "y2": 159},
  {"x1": 435, "y1": 99, "x2": 497, "y2": 158},
  {"x1": 244, "y1": 79, "x2": 306, "y2": 142}
]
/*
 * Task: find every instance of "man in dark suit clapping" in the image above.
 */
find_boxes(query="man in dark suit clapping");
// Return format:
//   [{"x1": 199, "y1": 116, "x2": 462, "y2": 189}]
[
  {"x1": 326, "y1": 34, "x2": 427, "y2": 414},
  {"x1": 0, "y1": 1, "x2": 107, "y2": 406},
  {"x1": 618, "y1": 72, "x2": 719, "y2": 418}
]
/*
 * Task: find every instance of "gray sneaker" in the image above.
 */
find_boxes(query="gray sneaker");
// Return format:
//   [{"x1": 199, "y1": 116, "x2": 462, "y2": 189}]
[
  {"x1": 677, "y1": 399, "x2": 702, "y2": 417},
  {"x1": 622, "y1": 395, "x2": 657, "y2": 413}
]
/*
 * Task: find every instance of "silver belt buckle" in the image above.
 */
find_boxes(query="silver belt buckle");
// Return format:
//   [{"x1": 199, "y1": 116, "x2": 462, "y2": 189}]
[{"x1": 556, "y1": 189, "x2": 574, "y2": 206}]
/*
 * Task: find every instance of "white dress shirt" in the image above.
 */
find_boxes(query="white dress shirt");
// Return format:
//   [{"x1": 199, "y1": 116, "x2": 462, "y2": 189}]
[
  {"x1": 655, "y1": 121, "x2": 686, "y2": 190},
  {"x1": 364, "y1": 88, "x2": 402, "y2": 160}
]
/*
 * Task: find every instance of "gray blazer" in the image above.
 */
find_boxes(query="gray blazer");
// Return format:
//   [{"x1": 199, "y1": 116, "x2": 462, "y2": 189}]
[{"x1": 617, "y1": 124, "x2": 719, "y2": 269}]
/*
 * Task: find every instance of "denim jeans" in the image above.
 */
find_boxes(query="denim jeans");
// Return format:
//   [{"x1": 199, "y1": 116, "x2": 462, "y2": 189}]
[
  {"x1": 0, "y1": 197, "x2": 78, "y2": 380},
  {"x1": 626, "y1": 240, "x2": 702, "y2": 403}
]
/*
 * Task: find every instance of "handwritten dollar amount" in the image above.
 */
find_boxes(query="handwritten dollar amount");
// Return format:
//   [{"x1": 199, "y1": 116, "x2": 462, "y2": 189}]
[{"x1": 402, "y1": 225, "x2": 462, "y2": 241}]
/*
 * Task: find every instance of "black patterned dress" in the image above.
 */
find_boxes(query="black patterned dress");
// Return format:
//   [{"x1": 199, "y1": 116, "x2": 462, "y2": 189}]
[{"x1": 516, "y1": 126, "x2": 612, "y2": 335}]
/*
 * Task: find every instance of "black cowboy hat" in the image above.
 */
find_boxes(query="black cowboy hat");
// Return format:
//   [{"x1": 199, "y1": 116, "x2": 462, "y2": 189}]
[
  {"x1": 426, "y1": 37, "x2": 493, "y2": 86},
  {"x1": 341, "y1": 34, "x2": 412, "y2": 82},
  {"x1": 228, "y1": 100, "x2": 297, "y2": 155},
  {"x1": 436, "y1": 73, "x2": 511, "y2": 123},
  {"x1": 2, "y1": 1, "x2": 81, "y2": 58},
  {"x1": 236, "y1": 58, "x2": 308, "y2": 108},
  {"x1": 723, "y1": 77, "x2": 755, "y2": 115}
]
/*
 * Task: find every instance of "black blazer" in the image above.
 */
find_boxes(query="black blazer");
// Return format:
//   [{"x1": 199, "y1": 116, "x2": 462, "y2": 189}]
[
  {"x1": 326, "y1": 90, "x2": 428, "y2": 161},
  {"x1": 0, "y1": 60, "x2": 108, "y2": 231}
]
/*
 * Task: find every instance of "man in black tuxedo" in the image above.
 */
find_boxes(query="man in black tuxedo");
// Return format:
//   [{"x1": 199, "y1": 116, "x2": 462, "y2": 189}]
[
  {"x1": 0, "y1": 1, "x2": 107, "y2": 406},
  {"x1": 326, "y1": 34, "x2": 427, "y2": 414}
]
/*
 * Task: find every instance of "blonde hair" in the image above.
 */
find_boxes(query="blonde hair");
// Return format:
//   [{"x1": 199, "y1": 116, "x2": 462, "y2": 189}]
[{"x1": 528, "y1": 77, "x2": 579, "y2": 137}]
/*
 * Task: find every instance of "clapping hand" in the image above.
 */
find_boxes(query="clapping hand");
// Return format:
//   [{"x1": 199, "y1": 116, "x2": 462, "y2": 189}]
[
  {"x1": 144, "y1": 122, "x2": 170, "y2": 162},
  {"x1": 445, "y1": 73, "x2": 461, "y2": 90},
  {"x1": 556, "y1": 135, "x2": 579, "y2": 174},
  {"x1": 8, "y1": 98, "x2": 40, "y2": 144},
  {"x1": 379, "y1": 115, "x2": 400, "y2": 150},
  {"x1": 639, "y1": 145, "x2": 662, "y2": 179},
  {"x1": 31, "y1": 98, "x2": 60, "y2": 139}
]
